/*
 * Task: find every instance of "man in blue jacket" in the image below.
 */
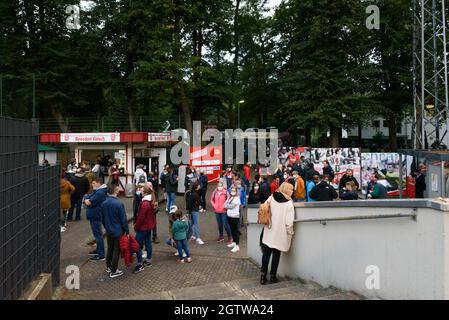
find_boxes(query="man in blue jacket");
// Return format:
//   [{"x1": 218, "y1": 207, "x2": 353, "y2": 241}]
[
  {"x1": 84, "y1": 177, "x2": 108, "y2": 261},
  {"x1": 101, "y1": 185, "x2": 129, "y2": 279}
]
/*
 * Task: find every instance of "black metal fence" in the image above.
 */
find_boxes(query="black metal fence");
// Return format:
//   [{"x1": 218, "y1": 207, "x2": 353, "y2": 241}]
[{"x1": 0, "y1": 117, "x2": 60, "y2": 300}]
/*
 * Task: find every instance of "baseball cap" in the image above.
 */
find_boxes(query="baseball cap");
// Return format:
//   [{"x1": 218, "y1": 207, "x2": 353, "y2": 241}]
[{"x1": 169, "y1": 205, "x2": 178, "y2": 214}]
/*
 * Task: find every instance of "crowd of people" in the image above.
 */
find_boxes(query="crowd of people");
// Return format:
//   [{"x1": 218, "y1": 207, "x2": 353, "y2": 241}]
[{"x1": 58, "y1": 155, "x2": 428, "y2": 282}]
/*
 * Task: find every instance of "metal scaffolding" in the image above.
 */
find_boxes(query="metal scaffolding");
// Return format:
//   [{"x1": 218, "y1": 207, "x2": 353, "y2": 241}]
[{"x1": 413, "y1": 0, "x2": 449, "y2": 149}]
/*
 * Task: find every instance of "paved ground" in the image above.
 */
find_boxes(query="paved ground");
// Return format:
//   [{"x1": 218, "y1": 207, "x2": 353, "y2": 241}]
[{"x1": 54, "y1": 186, "x2": 362, "y2": 300}]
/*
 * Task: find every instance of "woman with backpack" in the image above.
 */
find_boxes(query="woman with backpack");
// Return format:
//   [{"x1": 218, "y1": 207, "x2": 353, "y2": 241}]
[
  {"x1": 260, "y1": 182, "x2": 295, "y2": 285},
  {"x1": 210, "y1": 183, "x2": 232, "y2": 243}
]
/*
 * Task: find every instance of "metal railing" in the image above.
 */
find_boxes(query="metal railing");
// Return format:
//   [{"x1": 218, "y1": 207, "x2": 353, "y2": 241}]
[
  {"x1": 38, "y1": 116, "x2": 184, "y2": 133},
  {"x1": 295, "y1": 210, "x2": 418, "y2": 225}
]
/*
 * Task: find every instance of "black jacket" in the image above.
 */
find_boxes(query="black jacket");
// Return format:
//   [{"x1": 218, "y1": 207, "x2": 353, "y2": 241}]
[
  {"x1": 165, "y1": 173, "x2": 178, "y2": 193},
  {"x1": 304, "y1": 168, "x2": 320, "y2": 182},
  {"x1": 69, "y1": 175, "x2": 90, "y2": 199},
  {"x1": 248, "y1": 190, "x2": 262, "y2": 205},
  {"x1": 340, "y1": 191, "x2": 359, "y2": 200},
  {"x1": 199, "y1": 174, "x2": 208, "y2": 190},
  {"x1": 338, "y1": 175, "x2": 360, "y2": 192},
  {"x1": 310, "y1": 181, "x2": 338, "y2": 201},
  {"x1": 186, "y1": 190, "x2": 201, "y2": 212},
  {"x1": 323, "y1": 166, "x2": 335, "y2": 181},
  {"x1": 259, "y1": 182, "x2": 270, "y2": 203},
  {"x1": 415, "y1": 174, "x2": 426, "y2": 198}
]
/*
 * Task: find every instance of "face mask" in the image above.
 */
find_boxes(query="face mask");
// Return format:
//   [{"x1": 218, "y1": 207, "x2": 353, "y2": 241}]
[
  {"x1": 284, "y1": 175, "x2": 288, "y2": 179},
  {"x1": 136, "y1": 191, "x2": 141, "y2": 196},
  {"x1": 254, "y1": 187, "x2": 259, "y2": 191},
  {"x1": 218, "y1": 187, "x2": 223, "y2": 192},
  {"x1": 231, "y1": 192, "x2": 237, "y2": 196}
]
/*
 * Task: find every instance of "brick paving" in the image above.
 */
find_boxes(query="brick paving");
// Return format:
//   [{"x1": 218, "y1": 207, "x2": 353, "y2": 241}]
[
  {"x1": 54, "y1": 186, "x2": 362, "y2": 300},
  {"x1": 55, "y1": 186, "x2": 260, "y2": 300}
]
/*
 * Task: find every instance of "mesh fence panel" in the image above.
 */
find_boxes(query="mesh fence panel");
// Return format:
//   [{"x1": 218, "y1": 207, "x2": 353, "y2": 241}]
[{"x1": 0, "y1": 117, "x2": 60, "y2": 300}]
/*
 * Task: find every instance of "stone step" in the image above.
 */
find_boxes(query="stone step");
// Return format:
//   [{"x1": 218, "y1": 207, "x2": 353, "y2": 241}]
[
  {"x1": 189, "y1": 291, "x2": 251, "y2": 300},
  {"x1": 241, "y1": 280, "x2": 304, "y2": 294},
  {"x1": 170, "y1": 283, "x2": 234, "y2": 300},
  {"x1": 224, "y1": 277, "x2": 262, "y2": 290},
  {"x1": 265, "y1": 287, "x2": 338, "y2": 300},
  {"x1": 313, "y1": 292, "x2": 362, "y2": 300},
  {"x1": 117, "y1": 291, "x2": 174, "y2": 300}
]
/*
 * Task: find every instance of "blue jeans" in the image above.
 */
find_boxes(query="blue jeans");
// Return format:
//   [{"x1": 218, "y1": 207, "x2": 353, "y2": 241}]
[
  {"x1": 176, "y1": 239, "x2": 190, "y2": 258},
  {"x1": 89, "y1": 220, "x2": 104, "y2": 258},
  {"x1": 68, "y1": 197, "x2": 82, "y2": 220},
  {"x1": 167, "y1": 192, "x2": 175, "y2": 212},
  {"x1": 215, "y1": 213, "x2": 231, "y2": 238},
  {"x1": 136, "y1": 230, "x2": 152, "y2": 263},
  {"x1": 191, "y1": 211, "x2": 200, "y2": 239}
]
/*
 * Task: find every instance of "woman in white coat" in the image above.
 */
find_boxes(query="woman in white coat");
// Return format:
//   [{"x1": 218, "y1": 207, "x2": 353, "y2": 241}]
[{"x1": 260, "y1": 182, "x2": 295, "y2": 284}]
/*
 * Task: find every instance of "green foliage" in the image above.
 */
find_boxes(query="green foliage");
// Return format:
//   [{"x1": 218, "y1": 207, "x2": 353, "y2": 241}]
[{"x1": 0, "y1": 0, "x2": 413, "y2": 143}]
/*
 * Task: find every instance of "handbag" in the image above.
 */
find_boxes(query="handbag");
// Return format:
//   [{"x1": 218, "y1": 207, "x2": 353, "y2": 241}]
[{"x1": 258, "y1": 196, "x2": 272, "y2": 228}]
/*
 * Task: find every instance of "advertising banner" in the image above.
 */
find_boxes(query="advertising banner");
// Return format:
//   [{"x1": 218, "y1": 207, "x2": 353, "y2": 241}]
[
  {"x1": 190, "y1": 146, "x2": 222, "y2": 183},
  {"x1": 60, "y1": 133, "x2": 120, "y2": 143},
  {"x1": 310, "y1": 148, "x2": 361, "y2": 188}
]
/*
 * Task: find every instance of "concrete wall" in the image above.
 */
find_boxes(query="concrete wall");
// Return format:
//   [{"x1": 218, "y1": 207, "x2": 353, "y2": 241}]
[{"x1": 247, "y1": 199, "x2": 449, "y2": 299}]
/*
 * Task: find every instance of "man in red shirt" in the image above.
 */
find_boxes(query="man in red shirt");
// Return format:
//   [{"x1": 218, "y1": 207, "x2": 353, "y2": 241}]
[
  {"x1": 243, "y1": 162, "x2": 251, "y2": 193},
  {"x1": 270, "y1": 177, "x2": 280, "y2": 194},
  {"x1": 288, "y1": 149, "x2": 300, "y2": 167}
]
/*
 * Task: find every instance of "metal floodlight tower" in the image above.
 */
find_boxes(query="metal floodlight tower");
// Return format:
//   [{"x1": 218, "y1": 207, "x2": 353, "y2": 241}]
[{"x1": 413, "y1": 0, "x2": 449, "y2": 149}]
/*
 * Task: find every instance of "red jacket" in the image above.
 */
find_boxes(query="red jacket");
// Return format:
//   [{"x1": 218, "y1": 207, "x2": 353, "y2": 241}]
[
  {"x1": 119, "y1": 234, "x2": 139, "y2": 266},
  {"x1": 134, "y1": 195, "x2": 156, "y2": 232},
  {"x1": 244, "y1": 165, "x2": 251, "y2": 180},
  {"x1": 270, "y1": 181, "x2": 279, "y2": 194}
]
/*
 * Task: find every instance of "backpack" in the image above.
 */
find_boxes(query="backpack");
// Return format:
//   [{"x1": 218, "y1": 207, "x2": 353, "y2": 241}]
[
  {"x1": 139, "y1": 174, "x2": 146, "y2": 184},
  {"x1": 258, "y1": 196, "x2": 272, "y2": 228}
]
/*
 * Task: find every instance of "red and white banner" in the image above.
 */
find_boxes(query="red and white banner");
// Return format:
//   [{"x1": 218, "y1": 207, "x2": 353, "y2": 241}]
[
  {"x1": 60, "y1": 133, "x2": 120, "y2": 143},
  {"x1": 148, "y1": 132, "x2": 173, "y2": 142},
  {"x1": 190, "y1": 146, "x2": 223, "y2": 183}
]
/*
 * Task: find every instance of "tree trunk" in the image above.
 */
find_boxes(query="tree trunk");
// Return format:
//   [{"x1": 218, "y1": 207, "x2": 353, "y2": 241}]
[
  {"x1": 329, "y1": 127, "x2": 340, "y2": 148},
  {"x1": 231, "y1": 0, "x2": 241, "y2": 86},
  {"x1": 173, "y1": 0, "x2": 192, "y2": 137},
  {"x1": 358, "y1": 125, "x2": 362, "y2": 148},
  {"x1": 305, "y1": 127, "x2": 311, "y2": 146},
  {"x1": 179, "y1": 84, "x2": 193, "y2": 137},
  {"x1": 388, "y1": 114, "x2": 398, "y2": 151}
]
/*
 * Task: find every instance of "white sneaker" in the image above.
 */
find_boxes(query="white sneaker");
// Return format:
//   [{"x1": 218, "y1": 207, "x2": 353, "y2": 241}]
[
  {"x1": 231, "y1": 245, "x2": 240, "y2": 253},
  {"x1": 174, "y1": 251, "x2": 179, "y2": 256},
  {"x1": 227, "y1": 242, "x2": 236, "y2": 248},
  {"x1": 190, "y1": 236, "x2": 196, "y2": 241},
  {"x1": 196, "y1": 238, "x2": 204, "y2": 245},
  {"x1": 60, "y1": 227, "x2": 67, "y2": 233}
]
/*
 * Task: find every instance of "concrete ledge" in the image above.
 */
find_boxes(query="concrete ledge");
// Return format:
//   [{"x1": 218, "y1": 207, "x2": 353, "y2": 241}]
[
  {"x1": 247, "y1": 198, "x2": 449, "y2": 212},
  {"x1": 21, "y1": 274, "x2": 53, "y2": 300}
]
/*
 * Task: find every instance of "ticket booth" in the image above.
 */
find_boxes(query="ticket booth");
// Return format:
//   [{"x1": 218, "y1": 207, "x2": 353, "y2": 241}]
[{"x1": 40, "y1": 131, "x2": 175, "y2": 189}]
